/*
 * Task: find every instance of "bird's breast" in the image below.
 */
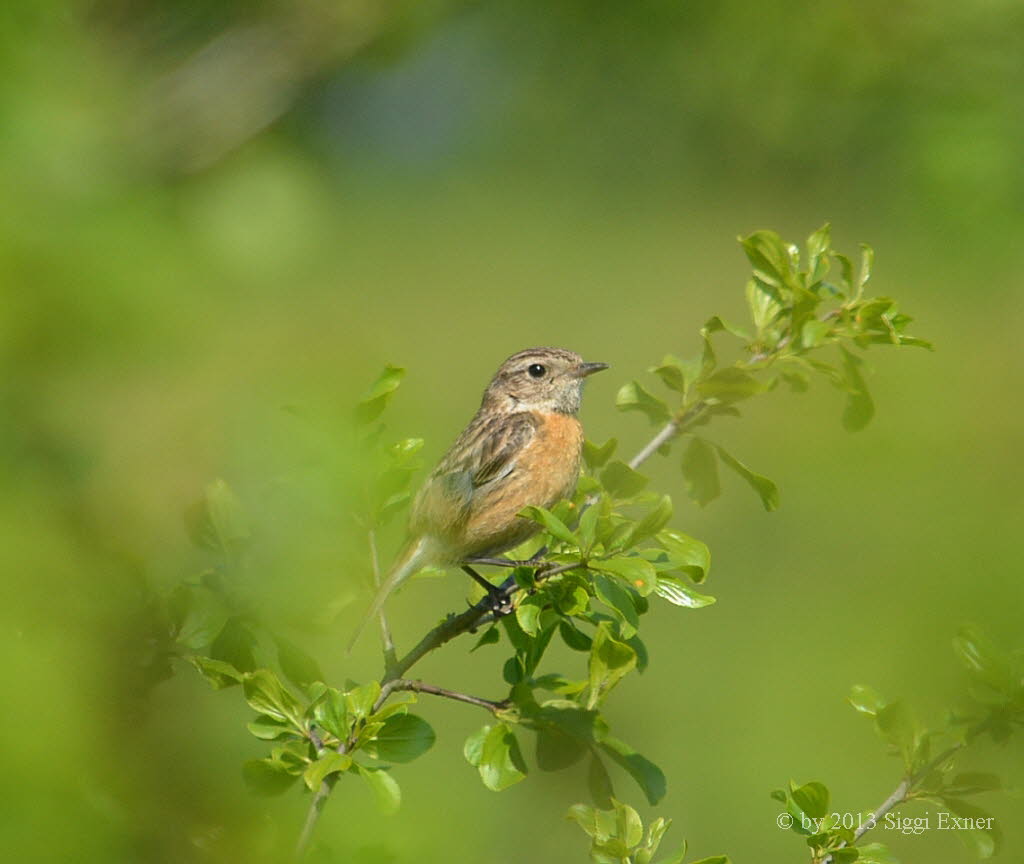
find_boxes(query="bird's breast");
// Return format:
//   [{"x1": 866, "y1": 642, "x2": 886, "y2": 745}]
[{"x1": 460, "y1": 411, "x2": 583, "y2": 557}]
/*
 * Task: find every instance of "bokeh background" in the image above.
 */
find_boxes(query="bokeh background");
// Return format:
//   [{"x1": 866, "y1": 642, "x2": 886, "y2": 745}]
[{"x1": 2, "y1": 1, "x2": 1023, "y2": 862}]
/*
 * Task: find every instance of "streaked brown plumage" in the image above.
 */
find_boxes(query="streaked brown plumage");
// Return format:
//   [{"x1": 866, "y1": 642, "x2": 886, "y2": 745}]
[{"x1": 348, "y1": 347, "x2": 608, "y2": 649}]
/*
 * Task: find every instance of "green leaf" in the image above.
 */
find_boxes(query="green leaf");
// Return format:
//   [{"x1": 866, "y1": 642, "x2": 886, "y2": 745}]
[
  {"x1": 650, "y1": 355, "x2": 688, "y2": 393},
  {"x1": 477, "y1": 723, "x2": 528, "y2": 791},
  {"x1": 357, "y1": 764, "x2": 401, "y2": 814},
  {"x1": 243, "y1": 669, "x2": 303, "y2": 727},
  {"x1": 560, "y1": 619, "x2": 593, "y2": 651},
  {"x1": 940, "y1": 798, "x2": 1001, "y2": 858},
  {"x1": 501, "y1": 614, "x2": 533, "y2": 654},
  {"x1": 948, "y1": 772, "x2": 1002, "y2": 793},
  {"x1": 555, "y1": 584, "x2": 590, "y2": 617},
  {"x1": 600, "y1": 460, "x2": 649, "y2": 499},
  {"x1": 801, "y1": 319, "x2": 832, "y2": 348},
  {"x1": 653, "y1": 845, "x2": 690, "y2": 864},
  {"x1": 303, "y1": 751, "x2": 352, "y2": 791},
  {"x1": 311, "y1": 686, "x2": 350, "y2": 740},
  {"x1": 740, "y1": 230, "x2": 792, "y2": 290},
  {"x1": 592, "y1": 557, "x2": 657, "y2": 597},
  {"x1": 840, "y1": 346, "x2": 874, "y2": 432},
  {"x1": 854, "y1": 843, "x2": 900, "y2": 864},
  {"x1": 584, "y1": 438, "x2": 619, "y2": 469},
  {"x1": 355, "y1": 364, "x2": 405, "y2": 426},
  {"x1": 577, "y1": 503, "x2": 601, "y2": 551},
  {"x1": 464, "y1": 726, "x2": 489, "y2": 767},
  {"x1": 621, "y1": 495, "x2": 674, "y2": 549},
  {"x1": 656, "y1": 530, "x2": 711, "y2": 582},
  {"x1": 848, "y1": 684, "x2": 887, "y2": 717},
  {"x1": 697, "y1": 367, "x2": 766, "y2": 404},
  {"x1": 471, "y1": 625, "x2": 501, "y2": 652},
  {"x1": 175, "y1": 586, "x2": 230, "y2": 650},
  {"x1": 600, "y1": 736, "x2": 666, "y2": 805},
  {"x1": 616, "y1": 381, "x2": 672, "y2": 425},
  {"x1": 875, "y1": 701, "x2": 914, "y2": 764},
  {"x1": 709, "y1": 443, "x2": 779, "y2": 511},
  {"x1": 247, "y1": 715, "x2": 293, "y2": 740},
  {"x1": 536, "y1": 723, "x2": 588, "y2": 771},
  {"x1": 644, "y1": 816, "x2": 672, "y2": 858},
  {"x1": 516, "y1": 594, "x2": 546, "y2": 637},
  {"x1": 680, "y1": 437, "x2": 720, "y2": 507},
  {"x1": 807, "y1": 223, "x2": 832, "y2": 283},
  {"x1": 592, "y1": 573, "x2": 640, "y2": 637},
  {"x1": 274, "y1": 636, "x2": 324, "y2": 690},
  {"x1": 746, "y1": 279, "x2": 782, "y2": 333},
  {"x1": 209, "y1": 617, "x2": 257, "y2": 672},
  {"x1": 612, "y1": 798, "x2": 644, "y2": 848},
  {"x1": 654, "y1": 576, "x2": 716, "y2": 608},
  {"x1": 242, "y1": 758, "x2": 299, "y2": 797},
  {"x1": 188, "y1": 655, "x2": 243, "y2": 690},
  {"x1": 369, "y1": 713, "x2": 436, "y2": 763},
  {"x1": 519, "y1": 505, "x2": 579, "y2": 546},
  {"x1": 689, "y1": 858, "x2": 732, "y2": 864},
  {"x1": 704, "y1": 315, "x2": 751, "y2": 341},
  {"x1": 185, "y1": 478, "x2": 250, "y2": 553},
  {"x1": 346, "y1": 680, "x2": 382, "y2": 720},
  {"x1": 791, "y1": 781, "x2": 830, "y2": 819},
  {"x1": 587, "y1": 622, "x2": 638, "y2": 709},
  {"x1": 780, "y1": 369, "x2": 810, "y2": 392},
  {"x1": 953, "y1": 626, "x2": 1013, "y2": 693},
  {"x1": 857, "y1": 244, "x2": 874, "y2": 298},
  {"x1": 587, "y1": 752, "x2": 615, "y2": 807},
  {"x1": 567, "y1": 802, "x2": 605, "y2": 841}
]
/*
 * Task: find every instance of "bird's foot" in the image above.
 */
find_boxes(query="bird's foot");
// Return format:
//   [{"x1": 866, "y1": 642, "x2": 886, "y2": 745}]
[{"x1": 463, "y1": 565, "x2": 513, "y2": 617}]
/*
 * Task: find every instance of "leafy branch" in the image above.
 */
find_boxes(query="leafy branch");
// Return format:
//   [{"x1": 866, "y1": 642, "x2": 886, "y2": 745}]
[
  {"x1": 777, "y1": 627, "x2": 1023, "y2": 864},
  {"x1": 156, "y1": 224, "x2": 950, "y2": 864}
]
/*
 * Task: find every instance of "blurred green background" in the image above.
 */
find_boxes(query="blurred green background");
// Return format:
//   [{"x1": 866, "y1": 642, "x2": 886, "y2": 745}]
[{"x1": 2, "y1": 1, "x2": 1022, "y2": 862}]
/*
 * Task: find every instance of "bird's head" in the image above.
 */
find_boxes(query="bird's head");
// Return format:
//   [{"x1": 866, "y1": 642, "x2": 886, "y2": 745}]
[{"x1": 481, "y1": 347, "x2": 608, "y2": 415}]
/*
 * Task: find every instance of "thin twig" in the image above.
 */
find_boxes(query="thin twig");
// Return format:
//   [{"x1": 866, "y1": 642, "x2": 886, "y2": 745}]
[
  {"x1": 376, "y1": 678, "x2": 510, "y2": 714},
  {"x1": 628, "y1": 401, "x2": 707, "y2": 469},
  {"x1": 821, "y1": 733, "x2": 981, "y2": 863},
  {"x1": 295, "y1": 735, "x2": 349, "y2": 860},
  {"x1": 295, "y1": 781, "x2": 332, "y2": 859},
  {"x1": 628, "y1": 419, "x2": 680, "y2": 469},
  {"x1": 368, "y1": 529, "x2": 397, "y2": 671}
]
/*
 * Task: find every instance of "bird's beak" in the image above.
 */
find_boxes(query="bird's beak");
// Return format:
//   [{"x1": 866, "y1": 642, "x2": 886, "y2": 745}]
[{"x1": 576, "y1": 361, "x2": 610, "y2": 378}]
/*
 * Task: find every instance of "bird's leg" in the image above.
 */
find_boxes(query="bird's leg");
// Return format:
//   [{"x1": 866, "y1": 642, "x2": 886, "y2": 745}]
[
  {"x1": 462, "y1": 565, "x2": 513, "y2": 616},
  {"x1": 462, "y1": 564, "x2": 499, "y2": 593},
  {"x1": 464, "y1": 556, "x2": 532, "y2": 568}
]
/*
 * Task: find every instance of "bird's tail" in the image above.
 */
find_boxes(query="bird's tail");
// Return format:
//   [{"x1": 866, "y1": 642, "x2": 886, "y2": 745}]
[{"x1": 346, "y1": 536, "x2": 434, "y2": 653}]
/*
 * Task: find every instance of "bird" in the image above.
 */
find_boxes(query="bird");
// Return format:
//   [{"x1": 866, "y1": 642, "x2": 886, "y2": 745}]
[{"x1": 348, "y1": 347, "x2": 608, "y2": 651}]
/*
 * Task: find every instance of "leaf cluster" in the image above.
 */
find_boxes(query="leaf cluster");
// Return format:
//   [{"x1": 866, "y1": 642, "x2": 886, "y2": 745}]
[
  {"x1": 618, "y1": 224, "x2": 930, "y2": 510},
  {"x1": 775, "y1": 628, "x2": 1022, "y2": 862},
  {"x1": 191, "y1": 657, "x2": 436, "y2": 812},
  {"x1": 567, "y1": 799, "x2": 730, "y2": 864}
]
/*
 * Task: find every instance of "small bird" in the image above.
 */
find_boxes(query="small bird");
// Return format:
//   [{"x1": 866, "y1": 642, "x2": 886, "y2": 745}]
[{"x1": 349, "y1": 347, "x2": 608, "y2": 650}]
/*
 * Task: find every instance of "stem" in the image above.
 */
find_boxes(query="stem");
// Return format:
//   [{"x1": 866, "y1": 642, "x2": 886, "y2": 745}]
[
  {"x1": 628, "y1": 419, "x2": 680, "y2": 469},
  {"x1": 295, "y1": 734, "x2": 350, "y2": 860},
  {"x1": 376, "y1": 678, "x2": 509, "y2": 714},
  {"x1": 368, "y1": 529, "x2": 397, "y2": 671},
  {"x1": 295, "y1": 782, "x2": 332, "y2": 859},
  {"x1": 821, "y1": 733, "x2": 980, "y2": 863},
  {"x1": 628, "y1": 401, "x2": 708, "y2": 470}
]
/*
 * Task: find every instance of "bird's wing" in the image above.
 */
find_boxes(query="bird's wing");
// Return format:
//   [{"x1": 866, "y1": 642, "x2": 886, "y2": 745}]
[
  {"x1": 414, "y1": 411, "x2": 539, "y2": 528},
  {"x1": 468, "y1": 411, "x2": 540, "y2": 488}
]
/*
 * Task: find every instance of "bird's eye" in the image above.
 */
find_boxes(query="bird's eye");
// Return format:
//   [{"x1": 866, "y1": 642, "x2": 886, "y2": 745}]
[{"x1": 527, "y1": 363, "x2": 547, "y2": 378}]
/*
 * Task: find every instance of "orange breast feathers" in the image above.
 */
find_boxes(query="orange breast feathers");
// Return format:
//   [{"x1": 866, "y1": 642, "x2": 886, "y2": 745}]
[{"x1": 459, "y1": 410, "x2": 584, "y2": 557}]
